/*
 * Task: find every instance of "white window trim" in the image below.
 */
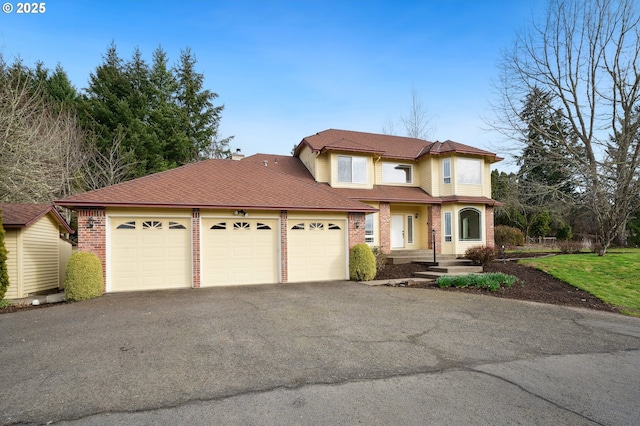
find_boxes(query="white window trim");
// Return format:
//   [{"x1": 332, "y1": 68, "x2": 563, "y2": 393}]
[
  {"x1": 459, "y1": 208, "x2": 482, "y2": 241},
  {"x1": 407, "y1": 215, "x2": 414, "y2": 244},
  {"x1": 444, "y1": 212, "x2": 452, "y2": 242},
  {"x1": 443, "y1": 158, "x2": 451, "y2": 184},
  {"x1": 457, "y1": 158, "x2": 482, "y2": 185},
  {"x1": 382, "y1": 163, "x2": 413, "y2": 184},
  {"x1": 338, "y1": 155, "x2": 367, "y2": 184}
]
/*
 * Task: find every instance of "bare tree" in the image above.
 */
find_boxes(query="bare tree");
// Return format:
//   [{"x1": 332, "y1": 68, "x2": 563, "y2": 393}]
[
  {"x1": 0, "y1": 69, "x2": 87, "y2": 203},
  {"x1": 492, "y1": 0, "x2": 640, "y2": 254},
  {"x1": 83, "y1": 130, "x2": 138, "y2": 190},
  {"x1": 401, "y1": 87, "x2": 435, "y2": 140}
]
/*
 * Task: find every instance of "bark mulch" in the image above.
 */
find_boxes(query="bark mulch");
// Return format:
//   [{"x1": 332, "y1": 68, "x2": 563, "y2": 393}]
[{"x1": 374, "y1": 255, "x2": 620, "y2": 314}]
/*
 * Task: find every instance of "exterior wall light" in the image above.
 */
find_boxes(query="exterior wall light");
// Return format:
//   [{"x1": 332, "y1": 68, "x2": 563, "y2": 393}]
[{"x1": 88, "y1": 216, "x2": 94, "y2": 229}]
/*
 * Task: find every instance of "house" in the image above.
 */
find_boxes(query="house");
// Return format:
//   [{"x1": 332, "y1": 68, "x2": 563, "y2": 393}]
[
  {"x1": 1, "y1": 204, "x2": 74, "y2": 299},
  {"x1": 56, "y1": 129, "x2": 502, "y2": 292}
]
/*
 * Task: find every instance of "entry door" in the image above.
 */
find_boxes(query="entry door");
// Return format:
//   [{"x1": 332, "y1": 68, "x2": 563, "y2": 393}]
[{"x1": 391, "y1": 215, "x2": 404, "y2": 248}]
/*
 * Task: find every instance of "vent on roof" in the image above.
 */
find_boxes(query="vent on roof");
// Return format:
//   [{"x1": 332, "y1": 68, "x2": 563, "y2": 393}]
[
  {"x1": 231, "y1": 148, "x2": 244, "y2": 161},
  {"x1": 263, "y1": 160, "x2": 268, "y2": 166}
]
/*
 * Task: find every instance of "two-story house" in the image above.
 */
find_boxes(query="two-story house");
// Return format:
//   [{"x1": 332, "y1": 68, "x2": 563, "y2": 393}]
[{"x1": 57, "y1": 129, "x2": 502, "y2": 292}]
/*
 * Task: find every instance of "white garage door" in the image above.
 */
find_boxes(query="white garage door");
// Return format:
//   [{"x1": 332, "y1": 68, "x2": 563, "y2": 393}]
[
  {"x1": 288, "y1": 220, "x2": 347, "y2": 282},
  {"x1": 201, "y1": 218, "x2": 279, "y2": 286},
  {"x1": 110, "y1": 217, "x2": 191, "y2": 292}
]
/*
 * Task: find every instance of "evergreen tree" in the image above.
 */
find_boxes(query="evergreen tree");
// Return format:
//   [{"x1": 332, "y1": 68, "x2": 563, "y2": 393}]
[
  {"x1": 0, "y1": 209, "x2": 11, "y2": 300},
  {"x1": 175, "y1": 48, "x2": 232, "y2": 160}
]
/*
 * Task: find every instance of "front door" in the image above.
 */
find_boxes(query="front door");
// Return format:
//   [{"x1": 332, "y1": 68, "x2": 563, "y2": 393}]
[{"x1": 391, "y1": 214, "x2": 404, "y2": 248}]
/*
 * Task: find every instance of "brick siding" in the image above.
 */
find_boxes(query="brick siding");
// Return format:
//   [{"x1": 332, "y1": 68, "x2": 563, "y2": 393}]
[
  {"x1": 428, "y1": 204, "x2": 442, "y2": 254},
  {"x1": 280, "y1": 210, "x2": 288, "y2": 283},
  {"x1": 192, "y1": 208, "x2": 201, "y2": 288},
  {"x1": 378, "y1": 202, "x2": 391, "y2": 254},
  {"x1": 348, "y1": 212, "x2": 366, "y2": 248},
  {"x1": 485, "y1": 206, "x2": 495, "y2": 248},
  {"x1": 77, "y1": 208, "x2": 107, "y2": 291}
]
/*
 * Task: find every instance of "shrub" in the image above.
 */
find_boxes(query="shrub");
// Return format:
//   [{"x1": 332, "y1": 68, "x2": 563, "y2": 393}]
[
  {"x1": 65, "y1": 252, "x2": 104, "y2": 302},
  {"x1": 556, "y1": 224, "x2": 573, "y2": 241},
  {"x1": 370, "y1": 246, "x2": 387, "y2": 273},
  {"x1": 464, "y1": 245, "x2": 497, "y2": 265},
  {"x1": 349, "y1": 243, "x2": 376, "y2": 281},
  {"x1": 494, "y1": 226, "x2": 525, "y2": 247},
  {"x1": 0, "y1": 209, "x2": 10, "y2": 300},
  {"x1": 558, "y1": 240, "x2": 582, "y2": 254},
  {"x1": 436, "y1": 272, "x2": 518, "y2": 291}
]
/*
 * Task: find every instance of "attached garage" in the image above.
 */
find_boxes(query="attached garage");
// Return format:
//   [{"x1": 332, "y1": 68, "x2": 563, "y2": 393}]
[
  {"x1": 109, "y1": 217, "x2": 191, "y2": 292},
  {"x1": 201, "y1": 217, "x2": 279, "y2": 286},
  {"x1": 288, "y1": 218, "x2": 347, "y2": 282}
]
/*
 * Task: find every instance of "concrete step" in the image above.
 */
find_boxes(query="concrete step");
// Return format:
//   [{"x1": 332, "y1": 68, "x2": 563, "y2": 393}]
[
  {"x1": 414, "y1": 270, "x2": 482, "y2": 280},
  {"x1": 429, "y1": 265, "x2": 483, "y2": 274}
]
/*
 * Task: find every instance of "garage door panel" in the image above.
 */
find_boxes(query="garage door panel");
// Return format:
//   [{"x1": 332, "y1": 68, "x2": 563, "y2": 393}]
[
  {"x1": 288, "y1": 220, "x2": 346, "y2": 282},
  {"x1": 110, "y1": 217, "x2": 191, "y2": 292},
  {"x1": 202, "y1": 219, "x2": 278, "y2": 287}
]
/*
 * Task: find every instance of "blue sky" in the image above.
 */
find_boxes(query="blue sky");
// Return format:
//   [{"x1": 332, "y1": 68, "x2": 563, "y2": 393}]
[{"x1": 0, "y1": 0, "x2": 543, "y2": 170}]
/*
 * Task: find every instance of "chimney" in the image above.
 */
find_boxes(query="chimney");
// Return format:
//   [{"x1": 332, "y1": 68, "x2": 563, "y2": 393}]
[{"x1": 231, "y1": 148, "x2": 244, "y2": 161}]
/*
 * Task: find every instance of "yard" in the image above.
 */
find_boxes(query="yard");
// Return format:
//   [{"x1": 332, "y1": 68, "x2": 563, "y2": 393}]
[{"x1": 520, "y1": 250, "x2": 640, "y2": 316}]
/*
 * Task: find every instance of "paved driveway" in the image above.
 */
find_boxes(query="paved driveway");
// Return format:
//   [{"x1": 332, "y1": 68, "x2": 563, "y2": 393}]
[{"x1": 1, "y1": 281, "x2": 639, "y2": 425}]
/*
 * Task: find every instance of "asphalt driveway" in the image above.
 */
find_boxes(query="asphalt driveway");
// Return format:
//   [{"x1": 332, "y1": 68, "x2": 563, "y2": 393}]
[{"x1": 1, "y1": 281, "x2": 639, "y2": 425}]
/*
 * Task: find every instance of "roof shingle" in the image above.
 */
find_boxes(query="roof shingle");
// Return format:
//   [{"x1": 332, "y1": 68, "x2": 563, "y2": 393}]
[{"x1": 0, "y1": 203, "x2": 73, "y2": 232}]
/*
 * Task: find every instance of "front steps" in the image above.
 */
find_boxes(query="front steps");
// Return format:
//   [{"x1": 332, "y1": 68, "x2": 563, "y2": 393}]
[
  {"x1": 387, "y1": 249, "x2": 439, "y2": 264},
  {"x1": 386, "y1": 250, "x2": 483, "y2": 280}
]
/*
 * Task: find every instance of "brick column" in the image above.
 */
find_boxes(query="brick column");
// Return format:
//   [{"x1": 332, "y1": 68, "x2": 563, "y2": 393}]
[
  {"x1": 192, "y1": 208, "x2": 201, "y2": 288},
  {"x1": 77, "y1": 208, "x2": 107, "y2": 291},
  {"x1": 428, "y1": 204, "x2": 442, "y2": 254},
  {"x1": 348, "y1": 212, "x2": 366, "y2": 248},
  {"x1": 378, "y1": 202, "x2": 391, "y2": 254},
  {"x1": 485, "y1": 206, "x2": 495, "y2": 248},
  {"x1": 280, "y1": 210, "x2": 288, "y2": 283}
]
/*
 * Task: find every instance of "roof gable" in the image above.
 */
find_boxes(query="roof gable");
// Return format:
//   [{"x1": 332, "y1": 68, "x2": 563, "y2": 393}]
[{"x1": 295, "y1": 129, "x2": 501, "y2": 162}]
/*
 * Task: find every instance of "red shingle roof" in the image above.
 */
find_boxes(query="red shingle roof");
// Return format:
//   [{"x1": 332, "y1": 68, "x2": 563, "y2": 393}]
[
  {"x1": 333, "y1": 186, "x2": 441, "y2": 204},
  {"x1": 0, "y1": 203, "x2": 73, "y2": 232},
  {"x1": 296, "y1": 129, "x2": 502, "y2": 162},
  {"x1": 57, "y1": 158, "x2": 375, "y2": 212}
]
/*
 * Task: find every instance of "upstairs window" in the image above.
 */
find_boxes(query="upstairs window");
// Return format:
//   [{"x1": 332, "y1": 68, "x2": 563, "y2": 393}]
[
  {"x1": 443, "y1": 158, "x2": 451, "y2": 184},
  {"x1": 338, "y1": 156, "x2": 367, "y2": 184},
  {"x1": 457, "y1": 158, "x2": 482, "y2": 185},
  {"x1": 382, "y1": 163, "x2": 412, "y2": 184}
]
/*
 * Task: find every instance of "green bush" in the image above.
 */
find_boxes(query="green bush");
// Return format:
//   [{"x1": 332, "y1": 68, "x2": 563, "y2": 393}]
[
  {"x1": 349, "y1": 243, "x2": 376, "y2": 281},
  {"x1": 64, "y1": 252, "x2": 104, "y2": 302},
  {"x1": 494, "y1": 225, "x2": 525, "y2": 247},
  {"x1": 0, "y1": 209, "x2": 10, "y2": 300},
  {"x1": 464, "y1": 245, "x2": 497, "y2": 265},
  {"x1": 556, "y1": 224, "x2": 573, "y2": 241},
  {"x1": 436, "y1": 273, "x2": 519, "y2": 291}
]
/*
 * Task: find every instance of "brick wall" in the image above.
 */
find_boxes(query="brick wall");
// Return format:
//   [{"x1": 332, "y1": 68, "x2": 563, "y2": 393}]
[
  {"x1": 77, "y1": 208, "x2": 107, "y2": 291},
  {"x1": 192, "y1": 208, "x2": 201, "y2": 288},
  {"x1": 280, "y1": 210, "x2": 288, "y2": 283},
  {"x1": 428, "y1": 204, "x2": 442, "y2": 254},
  {"x1": 378, "y1": 202, "x2": 391, "y2": 254},
  {"x1": 485, "y1": 206, "x2": 495, "y2": 248},
  {"x1": 348, "y1": 212, "x2": 365, "y2": 248}
]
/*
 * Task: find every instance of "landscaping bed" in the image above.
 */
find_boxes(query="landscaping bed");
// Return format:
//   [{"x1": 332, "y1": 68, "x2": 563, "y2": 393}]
[{"x1": 375, "y1": 258, "x2": 620, "y2": 314}]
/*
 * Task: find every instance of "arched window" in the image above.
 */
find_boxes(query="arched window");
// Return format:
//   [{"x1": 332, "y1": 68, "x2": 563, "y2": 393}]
[{"x1": 459, "y1": 208, "x2": 481, "y2": 241}]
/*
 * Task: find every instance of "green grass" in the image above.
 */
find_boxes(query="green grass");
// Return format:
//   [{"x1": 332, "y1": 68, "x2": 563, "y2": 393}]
[
  {"x1": 437, "y1": 273, "x2": 519, "y2": 292},
  {"x1": 520, "y1": 253, "x2": 640, "y2": 316}
]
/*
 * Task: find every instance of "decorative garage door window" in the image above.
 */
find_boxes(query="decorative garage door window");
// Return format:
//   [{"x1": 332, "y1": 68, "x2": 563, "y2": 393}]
[
  {"x1": 116, "y1": 221, "x2": 136, "y2": 230},
  {"x1": 211, "y1": 222, "x2": 226, "y2": 230},
  {"x1": 257, "y1": 223, "x2": 272, "y2": 230},
  {"x1": 234, "y1": 222, "x2": 250, "y2": 230},
  {"x1": 328, "y1": 223, "x2": 341, "y2": 230},
  {"x1": 310, "y1": 222, "x2": 324, "y2": 230},
  {"x1": 291, "y1": 223, "x2": 305, "y2": 230},
  {"x1": 142, "y1": 220, "x2": 162, "y2": 229},
  {"x1": 169, "y1": 221, "x2": 186, "y2": 229}
]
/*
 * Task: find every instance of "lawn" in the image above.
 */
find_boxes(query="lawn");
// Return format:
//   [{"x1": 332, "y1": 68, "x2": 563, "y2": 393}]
[{"x1": 520, "y1": 251, "x2": 640, "y2": 316}]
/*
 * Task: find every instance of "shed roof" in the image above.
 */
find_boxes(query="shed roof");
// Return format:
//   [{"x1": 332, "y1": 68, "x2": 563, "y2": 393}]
[{"x1": 0, "y1": 203, "x2": 73, "y2": 232}]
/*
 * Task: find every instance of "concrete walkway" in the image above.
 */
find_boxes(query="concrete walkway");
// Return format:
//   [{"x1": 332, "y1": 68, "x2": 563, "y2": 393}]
[{"x1": 1, "y1": 281, "x2": 639, "y2": 425}]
